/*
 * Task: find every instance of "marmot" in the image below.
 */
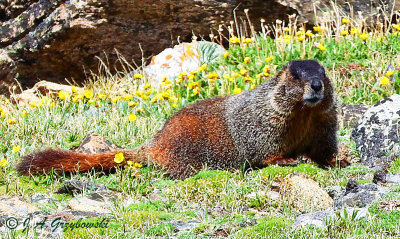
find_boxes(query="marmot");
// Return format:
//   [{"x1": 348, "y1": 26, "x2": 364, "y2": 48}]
[{"x1": 17, "y1": 60, "x2": 349, "y2": 179}]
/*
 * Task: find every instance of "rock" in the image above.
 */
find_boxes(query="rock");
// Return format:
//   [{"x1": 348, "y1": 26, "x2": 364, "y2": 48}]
[
  {"x1": 13, "y1": 80, "x2": 83, "y2": 105},
  {"x1": 55, "y1": 179, "x2": 110, "y2": 195},
  {"x1": 0, "y1": 196, "x2": 40, "y2": 217},
  {"x1": 280, "y1": 174, "x2": 333, "y2": 212},
  {"x1": 373, "y1": 170, "x2": 387, "y2": 184},
  {"x1": 293, "y1": 210, "x2": 336, "y2": 228},
  {"x1": 68, "y1": 197, "x2": 112, "y2": 214},
  {"x1": 339, "y1": 103, "x2": 368, "y2": 128},
  {"x1": 386, "y1": 174, "x2": 400, "y2": 184},
  {"x1": 335, "y1": 181, "x2": 388, "y2": 209},
  {"x1": 173, "y1": 220, "x2": 201, "y2": 233},
  {"x1": 325, "y1": 186, "x2": 345, "y2": 200},
  {"x1": 340, "y1": 207, "x2": 371, "y2": 220},
  {"x1": 76, "y1": 133, "x2": 119, "y2": 154},
  {"x1": 377, "y1": 200, "x2": 400, "y2": 212},
  {"x1": 352, "y1": 94, "x2": 400, "y2": 169},
  {"x1": 0, "y1": 0, "x2": 297, "y2": 95},
  {"x1": 143, "y1": 41, "x2": 224, "y2": 87}
]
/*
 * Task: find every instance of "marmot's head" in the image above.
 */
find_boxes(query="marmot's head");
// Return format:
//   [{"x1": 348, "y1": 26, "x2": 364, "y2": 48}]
[{"x1": 283, "y1": 59, "x2": 329, "y2": 107}]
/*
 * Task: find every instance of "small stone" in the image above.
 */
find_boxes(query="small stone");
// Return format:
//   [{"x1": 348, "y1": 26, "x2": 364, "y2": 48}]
[
  {"x1": 0, "y1": 196, "x2": 40, "y2": 217},
  {"x1": 325, "y1": 186, "x2": 344, "y2": 200},
  {"x1": 68, "y1": 197, "x2": 111, "y2": 214},
  {"x1": 340, "y1": 207, "x2": 371, "y2": 220},
  {"x1": 76, "y1": 133, "x2": 119, "y2": 154},
  {"x1": 293, "y1": 210, "x2": 336, "y2": 228},
  {"x1": 280, "y1": 174, "x2": 333, "y2": 212},
  {"x1": 386, "y1": 174, "x2": 400, "y2": 184},
  {"x1": 345, "y1": 179, "x2": 359, "y2": 194},
  {"x1": 373, "y1": 170, "x2": 387, "y2": 184}
]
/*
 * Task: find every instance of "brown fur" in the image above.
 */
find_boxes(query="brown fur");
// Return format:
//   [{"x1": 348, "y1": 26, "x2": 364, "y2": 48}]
[{"x1": 17, "y1": 60, "x2": 349, "y2": 179}]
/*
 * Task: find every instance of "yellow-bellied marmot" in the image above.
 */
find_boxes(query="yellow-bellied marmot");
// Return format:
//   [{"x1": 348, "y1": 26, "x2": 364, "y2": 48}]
[{"x1": 17, "y1": 59, "x2": 349, "y2": 178}]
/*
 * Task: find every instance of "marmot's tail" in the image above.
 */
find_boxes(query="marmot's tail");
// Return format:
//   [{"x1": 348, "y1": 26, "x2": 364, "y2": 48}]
[{"x1": 16, "y1": 148, "x2": 145, "y2": 175}]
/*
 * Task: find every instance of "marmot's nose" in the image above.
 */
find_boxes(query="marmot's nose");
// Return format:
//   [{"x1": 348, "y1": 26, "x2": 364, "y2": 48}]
[{"x1": 311, "y1": 80, "x2": 322, "y2": 92}]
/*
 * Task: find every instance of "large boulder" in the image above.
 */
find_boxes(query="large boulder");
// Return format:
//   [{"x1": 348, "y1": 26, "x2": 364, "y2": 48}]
[
  {"x1": 352, "y1": 94, "x2": 400, "y2": 169},
  {"x1": 0, "y1": 0, "x2": 297, "y2": 95}
]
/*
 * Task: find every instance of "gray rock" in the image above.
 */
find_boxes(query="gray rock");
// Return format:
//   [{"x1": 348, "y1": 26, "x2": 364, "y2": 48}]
[
  {"x1": 386, "y1": 174, "x2": 400, "y2": 184},
  {"x1": 352, "y1": 94, "x2": 400, "y2": 169},
  {"x1": 325, "y1": 186, "x2": 345, "y2": 200},
  {"x1": 335, "y1": 182, "x2": 389, "y2": 209},
  {"x1": 56, "y1": 179, "x2": 110, "y2": 195},
  {"x1": 340, "y1": 207, "x2": 371, "y2": 220},
  {"x1": 293, "y1": 210, "x2": 336, "y2": 228}
]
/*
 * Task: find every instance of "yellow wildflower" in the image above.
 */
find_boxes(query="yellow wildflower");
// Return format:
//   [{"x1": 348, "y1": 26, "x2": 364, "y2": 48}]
[
  {"x1": 229, "y1": 36, "x2": 240, "y2": 44},
  {"x1": 223, "y1": 73, "x2": 230, "y2": 79},
  {"x1": 233, "y1": 86, "x2": 242, "y2": 94},
  {"x1": 97, "y1": 94, "x2": 107, "y2": 99},
  {"x1": 133, "y1": 73, "x2": 143, "y2": 79},
  {"x1": 385, "y1": 71, "x2": 395, "y2": 77},
  {"x1": 8, "y1": 118, "x2": 17, "y2": 124},
  {"x1": 350, "y1": 28, "x2": 360, "y2": 35},
  {"x1": 172, "y1": 103, "x2": 178, "y2": 108},
  {"x1": 169, "y1": 96, "x2": 179, "y2": 103},
  {"x1": 263, "y1": 65, "x2": 271, "y2": 75},
  {"x1": 21, "y1": 110, "x2": 27, "y2": 118},
  {"x1": 223, "y1": 51, "x2": 229, "y2": 58},
  {"x1": 340, "y1": 30, "x2": 349, "y2": 36},
  {"x1": 377, "y1": 37, "x2": 382, "y2": 42},
  {"x1": 359, "y1": 33, "x2": 369, "y2": 41},
  {"x1": 188, "y1": 81, "x2": 199, "y2": 89},
  {"x1": 265, "y1": 56, "x2": 274, "y2": 62},
  {"x1": 58, "y1": 90, "x2": 69, "y2": 100},
  {"x1": 295, "y1": 30, "x2": 304, "y2": 36},
  {"x1": 128, "y1": 101, "x2": 138, "y2": 107},
  {"x1": 198, "y1": 64, "x2": 207, "y2": 71},
  {"x1": 208, "y1": 72, "x2": 219, "y2": 79},
  {"x1": 305, "y1": 30, "x2": 313, "y2": 37},
  {"x1": 123, "y1": 94, "x2": 133, "y2": 101},
  {"x1": 315, "y1": 42, "x2": 326, "y2": 51},
  {"x1": 111, "y1": 96, "x2": 121, "y2": 103},
  {"x1": 243, "y1": 57, "x2": 251, "y2": 64},
  {"x1": 313, "y1": 26, "x2": 321, "y2": 32},
  {"x1": 283, "y1": 35, "x2": 290, "y2": 44},
  {"x1": 114, "y1": 152, "x2": 125, "y2": 164},
  {"x1": 240, "y1": 68, "x2": 248, "y2": 76},
  {"x1": 142, "y1": 83, "x2": 151, "y2": 90},
  {"x1": 243, "y1": 38, "x2": 253, "y2": 44},
  {"x1": 341, "y1": 18, "x2": 350, "y2": 24},
  {"x1": 392, "y1": 24, "x2": 400, "y2": 31},
  {"x1": 1, "y1": 111, "x2": 6, "y2": 118},
  {"x1": 192, "y1": 87, "x2": 200, "y2": 96},
  {"x1": 136, "y1": 107, "x2": 144, "y2": 113},
  {"x1": 251, "y1": 84, "x2": 257, "y2": 90},
  {"x1": 243, "y1": 76, "x2": 253, "y2": 83},
  {"x1": 72, "y1": 94, "x2": 83, "y2": 103},
  {"x1": 71, "y1": 86, "x2": 79, "y2": 93},
  {"x1": 127, "y1": 114, "x2": 137, "y2": 121},
  {"x1": 0, "y1": 159, "x2": 7, "y2": 167},
  {"x1": 84, "y1": 90, "x2": 93, "y2": 99},
  {"x1": 0, "y1": 107, "x2": 2, "y2": 112},
  {"x1": 379, "y1": 76, "x2": 390, "y2": 85},
  {"x1": 296, "y1": 36, "x2": 305, "y2": 42},
  {"x1": 283, "y1": 27, "x2": 291, "y2": 33},
  {"x1": 12, "y1": 145, "x2": 21, "y2": 153},
  {"x1": 127, "y1": 160, "x2": 133, "y2": 166},
  {"x1": 133, "y1": 162, "x2": 143, "y2": 168},
  {"x1": 161, "y1": 79, "x2": 173, "y2": 88},
  {"x1": 176, "y1": 76, "x2": 183, "y2": 84}
]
